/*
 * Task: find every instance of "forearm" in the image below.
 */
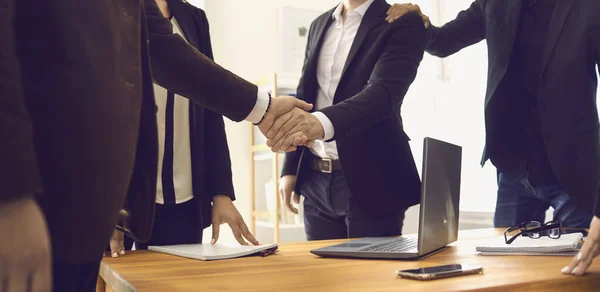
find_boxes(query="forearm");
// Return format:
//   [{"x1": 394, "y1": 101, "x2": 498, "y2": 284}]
[
  {"x1": 424, "y1": 1, "x2": 486, "y2": 57},
  {"x1": 319, "y1": 84, "x2": 401, "y2": 139},
  {"x1": 0, "y1": 0, "x2": 42, "y2": 202}
]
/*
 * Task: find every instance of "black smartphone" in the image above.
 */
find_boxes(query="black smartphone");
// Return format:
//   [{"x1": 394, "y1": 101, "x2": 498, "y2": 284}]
[{"x1": 396, "y1": 264, "x2": 483, "y2": 281}]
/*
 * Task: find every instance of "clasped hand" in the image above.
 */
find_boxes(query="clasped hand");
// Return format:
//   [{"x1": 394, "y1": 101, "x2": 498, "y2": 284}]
[{"x1": 258, "y1": 96, "x2": 324, "y2": 152}]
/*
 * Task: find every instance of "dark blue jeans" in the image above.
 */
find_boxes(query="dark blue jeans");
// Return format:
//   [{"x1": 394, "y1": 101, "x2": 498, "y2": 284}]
[
  {"x1": 494, "y1": 173, "x2": 593, "y2": 228},
  {"x1": 298, "y1": 168, "x2": 406, "y2": 241}
]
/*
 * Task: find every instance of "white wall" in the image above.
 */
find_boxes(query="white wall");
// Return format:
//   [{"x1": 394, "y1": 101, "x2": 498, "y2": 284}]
[{"x1": 186, "y1": 0, "x2": 204, "y2": 9}]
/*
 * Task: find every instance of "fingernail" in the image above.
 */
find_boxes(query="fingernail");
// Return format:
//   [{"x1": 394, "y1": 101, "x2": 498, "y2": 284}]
[
  {"x1": 120, "y1": 250, "x2": 125, "y2": 255},
  {"x1": 112, "y1": 252, "x2": 118, "y2": 258},
  {"x1": 211, "y1": 239, "x2": 216, "y2": 244},
  {"x1": 572, "y1": 267, "x2": 578, "y2": 275},
  {"x1": 561, "y1": 266, "x2": 569, "y2": 273}
]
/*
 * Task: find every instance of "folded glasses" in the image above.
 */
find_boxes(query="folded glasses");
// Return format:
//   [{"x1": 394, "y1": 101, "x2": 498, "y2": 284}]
[{"x1": 504, "y1": 220, "x2": 562, "y2": 244}]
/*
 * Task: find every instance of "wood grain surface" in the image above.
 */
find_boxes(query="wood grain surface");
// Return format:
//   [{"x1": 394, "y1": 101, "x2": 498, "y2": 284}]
[{"x1": 98, "y1": 228, "x2": 600, "y2": 291}]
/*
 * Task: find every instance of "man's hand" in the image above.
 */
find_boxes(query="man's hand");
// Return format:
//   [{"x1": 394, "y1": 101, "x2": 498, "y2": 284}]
[
  {"x1": 258, "y1": 96, "x2": 313, "y2": 151},
  {"x1": 0, "y1": 197, "x2": 51, "y2": 292},
  {"x1": 386, "y1": 3, "x2": 430, "y2": 27},
  {"x1": 211, "y1": 195, "x2": 259, "y2": 246},
  {"x1": 279, "y1": 175, "x2": 300, "y2": 214},
  {"x1": 562, "y1": 216, "x2": 600, "y2": 276},
  {"x1": 265, "y1": 108, "x2": 324, "y2": 152},
  {"x1": 108, "y1": 229, "x2": 126, "y2": 258}
]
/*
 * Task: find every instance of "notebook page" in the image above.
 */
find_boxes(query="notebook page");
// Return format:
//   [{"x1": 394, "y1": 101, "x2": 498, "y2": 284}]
[{"x1": 475, "y1": 233, "x2": 583, "y2": 253}]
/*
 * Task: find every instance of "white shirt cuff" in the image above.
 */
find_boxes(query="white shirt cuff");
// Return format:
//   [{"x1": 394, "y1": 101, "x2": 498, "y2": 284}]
[
  {"x1": 312, "y1": 111, "x2": 334, "y2": 141},
  {"x1": 245, "y1": 90, "x2": 270, "y2": 124}
]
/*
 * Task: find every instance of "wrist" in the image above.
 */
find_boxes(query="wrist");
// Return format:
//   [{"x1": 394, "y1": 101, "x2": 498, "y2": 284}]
[
  {"x1": 254, "y1": 93, "x2": 272, "y2": 126},
  {"x1": 213, "y1": 195, "x2": 232, "y2": 204}
]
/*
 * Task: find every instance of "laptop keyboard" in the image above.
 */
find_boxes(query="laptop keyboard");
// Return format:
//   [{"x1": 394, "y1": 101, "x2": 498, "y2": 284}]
[{"x1": 358, "y1": 238, "x2": 418, "y2": 253}]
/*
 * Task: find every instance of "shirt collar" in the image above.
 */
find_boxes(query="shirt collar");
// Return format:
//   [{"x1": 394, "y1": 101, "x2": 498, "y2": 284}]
[{"x1": 331, "y1": 0, "x2": 375, "y2": 22}]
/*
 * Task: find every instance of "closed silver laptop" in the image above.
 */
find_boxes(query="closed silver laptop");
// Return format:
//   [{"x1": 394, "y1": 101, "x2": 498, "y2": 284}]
[{"x1": 310, "y1": 137, "x2": 462, "y2": 260}]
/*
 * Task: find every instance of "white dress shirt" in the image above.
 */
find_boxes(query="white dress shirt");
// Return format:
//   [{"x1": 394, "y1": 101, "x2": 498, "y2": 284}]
[
  {"x1": 310, "y1": 0, "x2": 374, "y2": 160},
  {"x1": 154, "y1": 17, "x2": 194, "y2": 204}
]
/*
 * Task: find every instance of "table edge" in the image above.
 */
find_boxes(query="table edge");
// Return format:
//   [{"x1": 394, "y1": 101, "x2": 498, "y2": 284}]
[{"x1": 100, "y1": 261, "x2": 137, "y2": 292}]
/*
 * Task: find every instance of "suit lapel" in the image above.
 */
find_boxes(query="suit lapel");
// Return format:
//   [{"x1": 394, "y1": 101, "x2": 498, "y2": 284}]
[
  {"x1": 306, "y1": 13, "x2": 334, "y2": 72},
  {"x1": 340, "y1": 0, "x2": 386, "y2": 78},
  {"x1": 539, "y1": 0, "x2": 575, "y2": 77},
  {"x1": 169, "y1": 0, "x2": 201, "y2": 49},
  {"x1": 302, "y1": 12, "x2": 334, "y2": 105}
]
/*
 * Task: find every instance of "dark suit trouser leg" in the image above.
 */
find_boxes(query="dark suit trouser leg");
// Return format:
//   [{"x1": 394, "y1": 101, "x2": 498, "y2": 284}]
[
  {"x1": 299, "y1": 168, "x2": 406, "y2": 241},
  {"x1": 52, "y1": 259, "x2": 102, "y2": 292},
  {"x1": 135, "y1": 198, "x2": 203, "y2": 250}
]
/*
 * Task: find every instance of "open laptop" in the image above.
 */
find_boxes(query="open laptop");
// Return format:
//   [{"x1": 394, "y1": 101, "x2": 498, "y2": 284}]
[{"x1": 310, "y1": 137, "x2": 462, "y2": 260}]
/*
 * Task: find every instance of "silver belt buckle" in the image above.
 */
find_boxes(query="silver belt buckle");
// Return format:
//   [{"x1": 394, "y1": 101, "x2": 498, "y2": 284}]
[{"x1": 320, "y1": 158, "x2": 332, "y2": 174}]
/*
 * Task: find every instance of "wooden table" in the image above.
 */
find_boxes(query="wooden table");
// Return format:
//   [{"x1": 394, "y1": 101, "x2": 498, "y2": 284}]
[{"x1": 97, "y1": 228, "x2": 600, "y2": 292}]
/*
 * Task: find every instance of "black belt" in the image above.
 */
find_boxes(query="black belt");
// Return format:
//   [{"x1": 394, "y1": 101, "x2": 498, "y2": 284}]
[{"x1": 310, "y1": 156, "x2": 342, "y2": 173}]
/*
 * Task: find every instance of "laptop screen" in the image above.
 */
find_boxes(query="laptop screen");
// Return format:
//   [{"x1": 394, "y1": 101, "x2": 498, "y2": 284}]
[{"x1": 417, "y1": 137, "x2": 462, "y2": 256}]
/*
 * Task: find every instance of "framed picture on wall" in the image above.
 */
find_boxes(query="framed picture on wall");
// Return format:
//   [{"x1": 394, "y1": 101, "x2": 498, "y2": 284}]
[{"x1": 277, "y1": 6, "x2": 322, "y2": 88}]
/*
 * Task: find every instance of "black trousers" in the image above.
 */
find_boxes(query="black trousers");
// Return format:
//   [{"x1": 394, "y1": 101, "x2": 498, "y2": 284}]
[
  {"x1": 52, "y1": 260, "x2": 102, "y2": 292},
  {"x1": 298, "y1": 167, "x2": 407, "y2": 241},
  {"x1": 126, "y1": 198, "x2": 203, "y2": 250}
]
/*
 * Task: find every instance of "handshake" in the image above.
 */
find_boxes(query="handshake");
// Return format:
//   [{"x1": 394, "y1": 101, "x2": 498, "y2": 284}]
[{"x1": 257, "y1": 96, "x2": 325, "y2": 153}]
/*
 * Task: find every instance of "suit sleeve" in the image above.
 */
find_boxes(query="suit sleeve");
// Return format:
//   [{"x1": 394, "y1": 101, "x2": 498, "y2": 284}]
[
  {"x1": 318, "y1": 12, "x2": 426, "y2": 140},
  {"x1": 282, "y1": 20, "x2": 316, "y2": 177},
  {"x1": 425, "y1": 0, "x2": 486, "y2": 57},
  {"x1": 0, "y1": 0, "x2": 43, "y2": 202},
  {"x1": 143, "y1": 0, "x2": 258, "y2": 122}
]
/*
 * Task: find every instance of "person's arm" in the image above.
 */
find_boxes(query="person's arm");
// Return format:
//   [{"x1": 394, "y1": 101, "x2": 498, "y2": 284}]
[
  {"x1": 0, "y1": 1, "x2": 51, "y2": 290},
  {"x1": 0, "y1": 1, "x2": 42, "y2": 203},
  {"x1": 317, "y1": 12, "x2": 426, "y2": 140},
  {"x1": 425, "y1": 0, "x2": 486, "y2": 57},
  {"x1": 142, "y1": 0, "x2": 265, "y2": 123},
  {"x1": 561, "y1": 23, "x2": 600, "y2": 277},
  {"x1": 385, "y1": 1, "x2": 486, "y2": 58}
]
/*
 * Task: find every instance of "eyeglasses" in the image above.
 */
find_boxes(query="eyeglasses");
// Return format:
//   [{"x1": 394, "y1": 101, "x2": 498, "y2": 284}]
[{"x1": 504, "y1": 220, "x2": 562, "y2": 244}]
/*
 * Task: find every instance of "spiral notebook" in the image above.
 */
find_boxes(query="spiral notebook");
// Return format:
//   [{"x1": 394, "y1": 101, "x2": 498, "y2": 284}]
[
  {"x1": 148, "y1": 243, "x2": 278, "y2": 261},
  {"x1": 476, "y1": 233, "x2": 583, "y2": 256}
]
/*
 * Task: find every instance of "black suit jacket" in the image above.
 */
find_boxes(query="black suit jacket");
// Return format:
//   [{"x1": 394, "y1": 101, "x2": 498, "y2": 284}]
[
  {"x1": 1, "y1": 0, "x2": 257, "y2": 263},
  {"x1": 168, "y1": 0, "x2": 235, "y2": 231},
  {"x1": 425, "y1": 0, "x2": 600, "y2": 216},
  {"x1": 282, "y1": 0, "x2": 426, "y2": 216}
]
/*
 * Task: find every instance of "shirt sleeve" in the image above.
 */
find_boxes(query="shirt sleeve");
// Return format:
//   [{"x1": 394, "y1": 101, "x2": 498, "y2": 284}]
[
  {"x1": 244, "y1": 90, "x2": 269, "y2": 124},
  {"x1": 312, "y1": 111, "x2": 334, "y2": 141}
]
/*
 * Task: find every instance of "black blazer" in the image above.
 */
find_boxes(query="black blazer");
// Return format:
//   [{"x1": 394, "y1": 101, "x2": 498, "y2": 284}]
[
  {"x1": 168, "y1": 0, "x2": 235, "y2": 231},
  {"x1": 425, "y1": 0, "x2": 600, "y2": 216},
  {"x1": 2, "y1": 0, "x2": 258, "y2": 263},
  {"x1": 282, "y1": 0, "x2": 427, "y2": 216}
]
